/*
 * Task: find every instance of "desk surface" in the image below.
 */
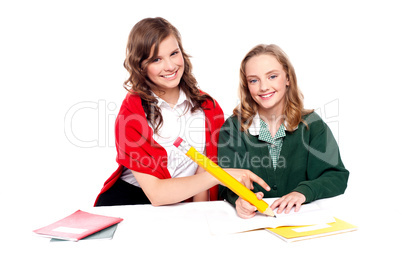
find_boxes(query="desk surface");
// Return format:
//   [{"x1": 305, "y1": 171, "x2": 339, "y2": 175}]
[{"x1": 7, "y1": 196, "x2": 399, "y2": 267}]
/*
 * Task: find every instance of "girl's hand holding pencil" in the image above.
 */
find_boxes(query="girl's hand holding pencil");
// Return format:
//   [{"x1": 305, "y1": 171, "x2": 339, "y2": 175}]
[{"x1": 174, "y1": 137, "x2": 275, "y2": 218}]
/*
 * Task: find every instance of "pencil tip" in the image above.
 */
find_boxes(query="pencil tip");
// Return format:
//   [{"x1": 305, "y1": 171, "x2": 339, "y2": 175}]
[{"x1": 262, "y1": 208, "x2": 276, "y2": 217}]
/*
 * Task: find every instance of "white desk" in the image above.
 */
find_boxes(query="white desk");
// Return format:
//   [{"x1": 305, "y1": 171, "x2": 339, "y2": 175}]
[{"x1": 11, "y1": 196, "x2": 399, "y2": 267}]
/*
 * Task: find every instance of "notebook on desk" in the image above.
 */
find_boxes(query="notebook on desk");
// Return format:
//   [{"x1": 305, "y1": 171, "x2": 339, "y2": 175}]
[
  {"x1": 266, "y1": 217, "x2": 358, "y2": 242},
  {"x1": 33, "y1": 210, "x2": 123, "y2": 241},
  {"x1": 205, "y1": 199, "x2": 357, "y2": 240}
]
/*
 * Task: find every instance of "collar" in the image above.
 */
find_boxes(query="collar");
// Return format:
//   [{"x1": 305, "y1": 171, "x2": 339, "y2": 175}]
[
  {"x1": 248, "y1": 113, "x2": 262, "y2": 136},
  {"x1": 153, "y1": 89, "x2": 192, "y2": 109},
  {"x1": 248, "y1": 112, "x2": 296, "y2": 136},
  {"x1": 259, "y1": 119, "x2": 286, "y2": 143}
]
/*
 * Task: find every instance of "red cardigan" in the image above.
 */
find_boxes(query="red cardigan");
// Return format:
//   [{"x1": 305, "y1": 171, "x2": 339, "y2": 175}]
[{"x1": 94, "y1": 92, "x2": 224, "y2": 205}]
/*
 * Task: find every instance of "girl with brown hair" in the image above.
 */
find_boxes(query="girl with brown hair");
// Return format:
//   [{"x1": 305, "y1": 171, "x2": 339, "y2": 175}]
[{"x1": 95, "y1": 18, "x2": 268, "y2": 206}]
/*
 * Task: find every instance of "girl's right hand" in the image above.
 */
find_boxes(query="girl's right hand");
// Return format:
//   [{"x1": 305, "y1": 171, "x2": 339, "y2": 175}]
[
  {"x1": 223, "y1": 169, "x2": 270, "y2": 192},
  {"x1": 235, "y1": 192, "x2": 264, "y2": 219},
  {"x1": 222, "y1": 169, "x2": 270, "y2": 219}
]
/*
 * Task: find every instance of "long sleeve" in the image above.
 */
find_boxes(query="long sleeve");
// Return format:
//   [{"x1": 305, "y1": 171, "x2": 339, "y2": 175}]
[{"x1": 292, "y1": 114, "x2": 349, "y2": 203}]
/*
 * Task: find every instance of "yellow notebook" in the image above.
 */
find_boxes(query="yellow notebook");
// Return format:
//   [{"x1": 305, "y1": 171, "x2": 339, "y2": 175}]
[{"x1": 266, "y1": 218, "x2": 357, "y2": 242}]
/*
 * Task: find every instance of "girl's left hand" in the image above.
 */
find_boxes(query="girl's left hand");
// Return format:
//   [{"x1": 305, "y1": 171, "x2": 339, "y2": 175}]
[{"x1": 270, "y1": 192, "x2": 306, "y2": 214}]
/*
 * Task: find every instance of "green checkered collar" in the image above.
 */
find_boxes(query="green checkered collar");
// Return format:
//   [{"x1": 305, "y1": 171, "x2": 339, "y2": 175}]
[
  {"x1": 248, "y1": 112, "x2": 288, "y2": 141},
  {"x1": 258, "y1": 119, "x2": 286, "y2": 143}
]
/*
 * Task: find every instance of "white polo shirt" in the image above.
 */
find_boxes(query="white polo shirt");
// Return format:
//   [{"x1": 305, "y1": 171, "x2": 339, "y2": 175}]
[{"x1": 121, "y1": 90, "x2": 206, "y2": 187}]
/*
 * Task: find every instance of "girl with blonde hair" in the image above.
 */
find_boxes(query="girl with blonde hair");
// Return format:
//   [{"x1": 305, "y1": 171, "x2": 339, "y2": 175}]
[{"x1": 218, "y1": 44, "x2": 349, "y2": 218}]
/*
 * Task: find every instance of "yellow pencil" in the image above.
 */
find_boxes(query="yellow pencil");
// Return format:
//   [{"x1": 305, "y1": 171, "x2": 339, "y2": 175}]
[{"x1": 174, "y1": 137, "x2": 275, "y2": 217}]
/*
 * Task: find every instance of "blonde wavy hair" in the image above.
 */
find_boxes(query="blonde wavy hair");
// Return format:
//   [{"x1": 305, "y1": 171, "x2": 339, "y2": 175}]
[{"x1": 234, "y1": 44, "x2": 313, "y2": 132}]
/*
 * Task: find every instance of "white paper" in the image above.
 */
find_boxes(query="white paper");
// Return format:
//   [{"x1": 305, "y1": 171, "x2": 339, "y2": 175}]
[
  {"x1": 205, "y1": 199, "x2": 335, "y2": 235},
  {"x1": 291, "y1": 224, "x2": 331, "y2": 233}
]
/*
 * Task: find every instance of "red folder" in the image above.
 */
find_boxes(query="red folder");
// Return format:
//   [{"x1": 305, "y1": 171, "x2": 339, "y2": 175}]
[{"x1": 33, "y1": 210, "x2": 123, "y2": 241}]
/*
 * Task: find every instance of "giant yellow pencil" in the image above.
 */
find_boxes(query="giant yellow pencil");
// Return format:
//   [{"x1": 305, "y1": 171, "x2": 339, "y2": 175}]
[{"x1": 174, "y1": 137, "x2": 275, "y2": 217}]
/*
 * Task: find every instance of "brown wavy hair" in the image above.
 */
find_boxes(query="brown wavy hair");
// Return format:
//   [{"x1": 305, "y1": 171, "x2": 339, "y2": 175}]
[
  {"x1": 234, "y1": 44, "x2": 313, "y2": 132},
  {"x1": 123, "y1": 17, "x2": 214, "y2": 133}
]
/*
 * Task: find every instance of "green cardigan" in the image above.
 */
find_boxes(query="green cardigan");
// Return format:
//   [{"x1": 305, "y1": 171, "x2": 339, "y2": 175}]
[{"x1": 218, "y1": 112, "x2": 349, "y2": 205}]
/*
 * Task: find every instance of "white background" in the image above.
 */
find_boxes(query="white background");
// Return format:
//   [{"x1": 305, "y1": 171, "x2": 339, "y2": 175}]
[{"x1": 1, "y1": 0, "x2": 401, "y2": 265}]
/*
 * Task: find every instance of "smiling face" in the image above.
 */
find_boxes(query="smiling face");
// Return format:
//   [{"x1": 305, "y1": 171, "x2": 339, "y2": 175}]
[
  {"x1": 246, "y1": 54, "x2": 289, "y2": 118},
  {"x1": 145, "y1": 34, "x2": 184, "y2": 93}
]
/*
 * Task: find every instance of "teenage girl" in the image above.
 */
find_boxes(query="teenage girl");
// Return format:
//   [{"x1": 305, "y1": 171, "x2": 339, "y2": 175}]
[
  {"x1": 95, "y1": 18, "x2": 269, "y2": 206},
  {"x1": 218, "y1": 44, "x2": 349, "y2": 218}
]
